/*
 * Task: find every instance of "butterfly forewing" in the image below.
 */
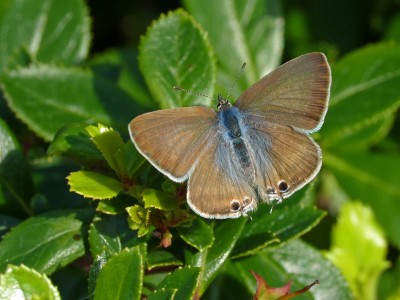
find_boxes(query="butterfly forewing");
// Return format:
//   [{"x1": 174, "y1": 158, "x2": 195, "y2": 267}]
[
  {"x1": 129, "y1": 107, "x2": 217, "y2": 181},
  {"x1": 235, "y1": 52, "x2": 331, "y2": 132}
]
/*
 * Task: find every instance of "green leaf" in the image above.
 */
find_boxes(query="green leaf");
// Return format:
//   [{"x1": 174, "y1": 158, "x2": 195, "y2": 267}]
[
  {"x1": 148, "y1": 289, "x2": 177, "y2": 300},
  {"x1": 88, "y1": 214, "x2": 142, "y2": 258},
  {"x1": 142, "y1": 189, "x2": 178, "y2": 211},
  {"x1": 321, "y1": 43, "x2": 400, "y2": 147},
  {"x1": 152, "y1": 266, "x2": 201, "y2": 300},
  {"x1": 96, "y1": 194, "x2": 135, "y2": 215},
  {"x1": 0, "y1": 265, "x2": 61, "y2": 300},
  {"x1": 67, "y1": 171, "x2": 123, "y2": 200},
  {"x1": 177, "y1": 217, "x2": 214, "y2": 251},
  {"x1": 139, "y1": 9, "x2": 216, "y2": 109},
  {"x1": 0, "y1": 215, "x2": 19, "y2": 238},
  {"x1": 324, "y1": 152, "x2": 400, "y2": 248},
  {"x1": 124, "y1": 142, "x2": 147, "y2": 179},
  {"x1": 379, "y1": 256, "x2": 400, "y2": 300},
  {"x1": 0, "y1": 118, "x2": 34, "y2": 216},
  {"x1": 126, "y1": 205, "x2": 150, "y2": 226},
  {"x1": 0, "y1": 65, "x2": 143, "y2": 141},
  {"x1": 232, "y1": 203, "x2": 326, "y2": 258},
  {"x1": 147, "y1": 250, "x2": 184, "y2": 271},
  {"x1": 94, "y1": 247, "x2": 144, "y2": 300},
  {"x1": 262, "y1": 240, "x2": 351, "y2": 299},
  {"x1": 48, "y1": 122, "x2": 106, "y2": 169},
  {"x1": 0, "y1": 118, "x2": 19, "y2": 158},
  {"x1": 384, "y1": 13, "x2": 400, "y2": 42},
  {"x1": 0, "y1": 0, "x2": 90, "y2": 70},
  {"x1": 0, "y1": 213, "x2": 84, "y2": 274},
  {"x1": 192, "y1": 218, "x2": 247, "y2": 295},
  {"x1": 88, "y1": 252, "x2": 109, "y2": 300},
  {"x1": 207, "y1": 240, "x2": 352, "y2": 299},
  {"x1": 325, "y1": 202, "x2": 389, "y2": 300},
  {"x1": 86, "y1": 124, "x2": 127, "y2": 177},
  {"x1": 184, "y1": 0, "x2": 284, "y2": 95},
  {"x1": 328, "y1": 115, "x2": 395, "y2": 151}
]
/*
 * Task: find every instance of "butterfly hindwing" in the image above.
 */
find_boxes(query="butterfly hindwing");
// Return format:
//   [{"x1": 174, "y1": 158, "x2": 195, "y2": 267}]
[
  {"x1": 187, "y1": 132, "x2": 257, "y2": 218},
  {"x1": 245, "y1": 116, "x2": 321, "y2": 201}
]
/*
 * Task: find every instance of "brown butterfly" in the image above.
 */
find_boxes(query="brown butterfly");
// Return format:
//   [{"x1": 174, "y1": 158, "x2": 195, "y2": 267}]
[{"x1": 129, "y1": 53, "x2": 331, "y2": 218}]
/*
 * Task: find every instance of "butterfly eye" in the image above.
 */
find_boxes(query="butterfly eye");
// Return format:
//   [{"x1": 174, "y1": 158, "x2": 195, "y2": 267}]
[
  {"x1": 230, "y1": 200, "x2": 241, "y2": 212},
  {"x1": 278, "y1": 180, "x2": 289, "y2": 193}
]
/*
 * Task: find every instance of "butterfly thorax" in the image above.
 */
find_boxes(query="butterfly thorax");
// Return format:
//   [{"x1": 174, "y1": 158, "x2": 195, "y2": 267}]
[{"x1": 217, "y1": 105, "x2": 255, "y2": 183}]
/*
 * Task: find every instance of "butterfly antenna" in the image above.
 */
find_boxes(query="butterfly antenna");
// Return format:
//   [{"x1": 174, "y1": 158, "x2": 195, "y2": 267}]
[
  {"x1": 226, "y1": 62, "x2": 247, "y2": 99},
  {"x1": 174, "y1": 86, "x2": 215, "y2": 102}
]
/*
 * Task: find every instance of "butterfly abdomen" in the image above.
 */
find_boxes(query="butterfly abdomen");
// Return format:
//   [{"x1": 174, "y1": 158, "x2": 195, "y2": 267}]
[{"x1": 218, "y1": 107, "x2": 254, "y2": 180}]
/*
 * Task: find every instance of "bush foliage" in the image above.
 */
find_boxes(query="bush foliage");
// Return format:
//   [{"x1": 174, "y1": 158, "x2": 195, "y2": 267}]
[{"x1": 1, "y1": 0, "x2": 400, "y2": 299}]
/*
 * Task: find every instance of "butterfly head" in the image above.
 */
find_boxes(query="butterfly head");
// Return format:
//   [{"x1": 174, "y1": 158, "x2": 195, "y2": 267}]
[{"x1": 217, "y1": 94, "x2": 232, "y2": 111}]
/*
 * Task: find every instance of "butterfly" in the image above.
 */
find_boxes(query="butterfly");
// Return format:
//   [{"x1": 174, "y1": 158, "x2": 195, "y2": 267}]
[{"x1": 129, "y1": 53, "x2": 331, "y2": 219}]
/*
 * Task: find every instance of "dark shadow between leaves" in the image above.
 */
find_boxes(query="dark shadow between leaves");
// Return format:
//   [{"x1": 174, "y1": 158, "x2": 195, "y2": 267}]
[
  {"x1": 92, "y1": 75, "x2": 147, "y2": 140},
  {"x1": 0, "y1": 150, "x2": 34, "y2": 217}
]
